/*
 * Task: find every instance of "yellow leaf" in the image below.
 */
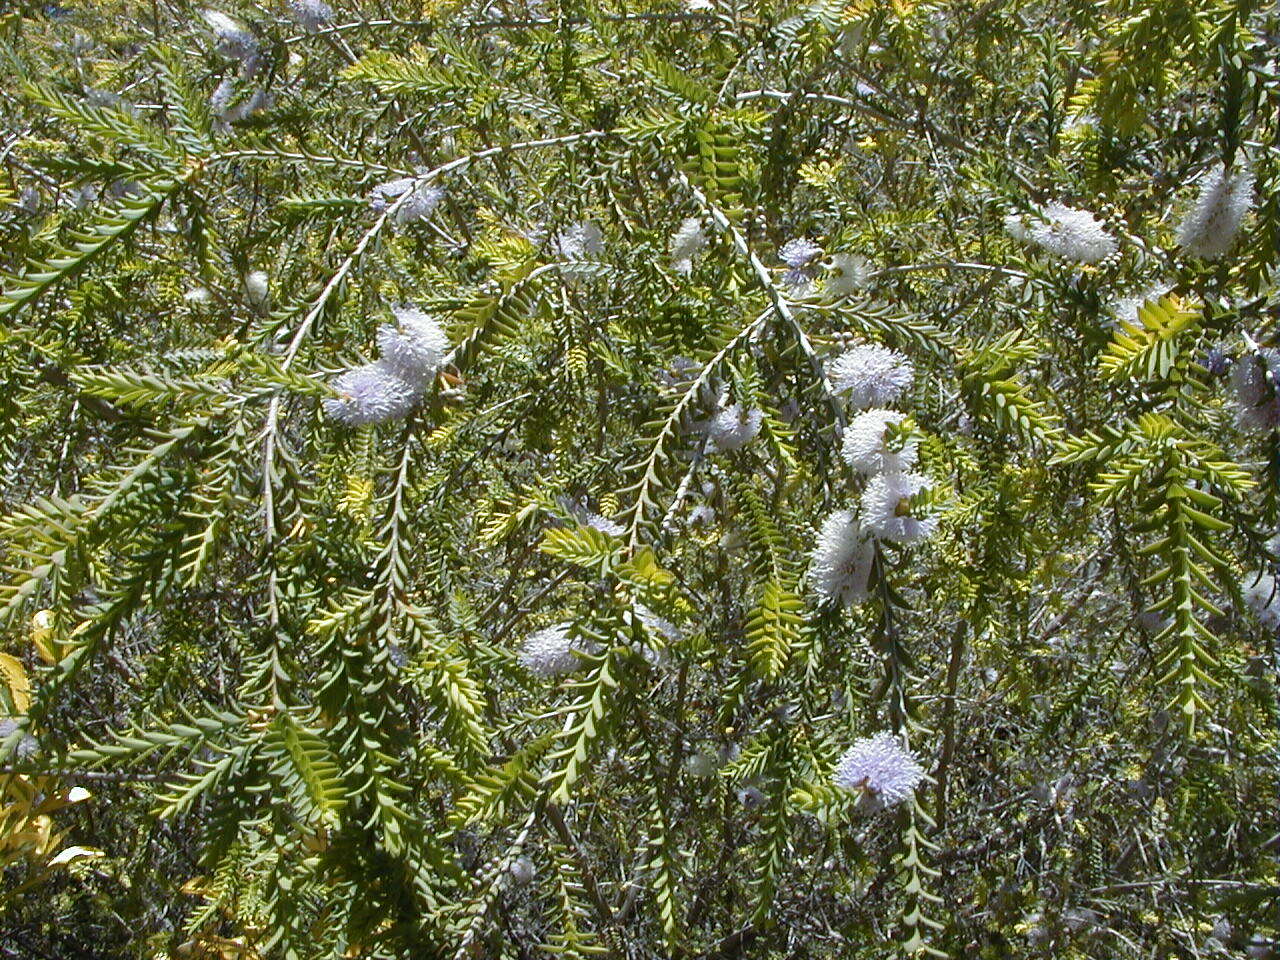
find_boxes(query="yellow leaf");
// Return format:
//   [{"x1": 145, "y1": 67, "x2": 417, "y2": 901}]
[
  {"x1": 31, "y1": 610, "x2": 59, "y2": 665},
  {"x1": 0, "y1": 653, "x2": 30, "y2": 713}
]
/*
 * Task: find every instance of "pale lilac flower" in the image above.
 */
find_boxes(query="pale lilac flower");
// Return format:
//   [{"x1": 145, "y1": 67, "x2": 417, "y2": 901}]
[
  {"x1": 704, "y1": 403, "x2": 763, "y2": 453},
  {"x1": 842, "y1": 409, "x2": 917, "y2": 475},
  {"x1": 860, "y1": 471, "x2": 937, "y2": 544},
  {"x1": 519, "y1": 623, "x2": 594, "y2": 676},
  {"x1": 1178, "y1": 162, "x2": 1254, "y2": 260},
  {"x1": 212, "y1": 82, "x2": 273, "y2": 132},
  {"x1": 324, "y1": 361, "x2": 419, "y2": 426},
  {"x1": 828, "y1": 343, "x2": 914, "y2": 409},
  {"x1": 376, "y1": 305, "x2": 449, "y2": 387},
  {"x1": 202, "y1": 10, "x2": 258, "y2": 62},
  {"x1": 780, "y1": 237, "x2": 822, "y2": 268},
  {"x1": 585, "y1": 513, "x2": 625, "y2": 538},
  {"x1": 832, "y1": 732, "x2": 924, "y2": 807},
  {"x1": 688, "y1": 504, "x2": 716, "y2": 526},
  {"x1": 809, "y1": 509, "x2": 874, "y2": 607},
  {"x1": 369, "y1": 177, "x2": 445, "y2": 225},
  {"x1": 1232, "y1": 349, "x2": 1280, "y2": 432},
  {"x1": 288, "y1": 0, "x2": 334, "y2": 32},
  {"x1": 779, "y1": 237, "x2": 823, "y2": 291},
  {"x1": 1242, "y1": 570, "x2": 1280, "y2": 631},
  {"x1": 0, "y1": 719, "x2": 38, "y2": 761}
]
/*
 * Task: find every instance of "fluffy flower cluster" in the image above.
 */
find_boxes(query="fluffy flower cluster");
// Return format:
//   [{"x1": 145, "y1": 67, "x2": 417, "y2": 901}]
[
  {"x1": 842, "y1": 409, "x2": 916, "y2": 475},
  {"x1": 519, "y1": 623, "x2": 594, "y2": 677},
  {"x1": 1177, "y1": 162, "x2": 1254, "y2": 260},
  {"x1": 1006, "y1": 202, "x2": 1117, "y2": 263},
  {"x1": 779, "y1": 237, "x2": 823, "y2": 291},
  {"x1": 810, "y1": 340, "x2": 934, "y2": 602},
  {"x1": 288, "y1": 0, "x2": 334, "y2": 32},
  {"x1": 0, "y1": 718, "x2": 38, "y2": 761},
  {"x1": 554, "y1": 221, "x2": 605, "y2": 260},
  {"x1": 323, "y1": 363, "x2": 418, "y2": 427},
  {"x1": 810, "y1": 509, "x2": 874, "y2": 607},
  {"x1": 203, "y1": 9, "x2": 258, "y2": 64},
  {"x1": 210, "y1": 79, "x2": 272, "y2": 133},
  {"x1": 369, "y1": 177, "x2": 445, "y2": 226},
  {"x1": 553, "y1": 221, "x2": 605, "y2": 280},
  {"x1": 829, "y1": 343, "x2": 914, "y2": 410},
  {"x1": 1231, "y1": 348, "x2": 1280, "y2": 433},
  {"x1": 704, "y1": 403, "x2": 763, "y2": 453},
  {"x1": 861, "y1": 471, "x2": 937, "y2": 544},
  {"x1": 669, "y1": 217, "x2": 706, "y2": 275},
  {"x1": 1112, "y1": 284, "x2": 1169, "y2": 328},
  {"x1": 324, "y1": 306, "x2": 449, "y2": 426},
  {"x1": 1242, "y1": 570, "x2": 1280, "y2": 631},
  {"x1": 243, "y1": 270, "x2": 270, "y2": 310},
  {"x1": 377, "y1": 305, "x2": 449, "y2": 388},
  {"x1": 832, "y1": 732, "x2": 925, "y2": 808},
  {"x1": 825, "y1": 253, "x2": 870, "y2": 298}
]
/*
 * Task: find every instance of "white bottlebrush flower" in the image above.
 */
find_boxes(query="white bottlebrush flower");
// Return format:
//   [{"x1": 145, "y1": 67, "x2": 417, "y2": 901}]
[
  {"x1": 369, "y1": 177, "x2": 445, "y2": 225},
  {"x1": 704, "y1": 403, "x2": 763, "y2": 453},
  {"x1": 832, "y1": 731, "x2": 925, "y2": 808},
  {"x1": 553, "y1": 221, "x2": 606, "y2": 281},
  {"x1": 376, "y1": 305, "x2": 449, "y2": 386},
  {"x1": 243, "y1": 270, "x2": 270, "y2": 310},
  {"x1": 809, "y1": 508, "x2": 874, "y2": 607},
  {"x1": 683, "y1": 750, "x2": 719, "y2": 777},
  {"x1": 1009, "y1": 202, "x2": 1117, "y2": 263},
  {"x1": 841, "y1": 408, "x2": 917, "y2": 475},
  {"x1": 669, "y1": 217, "x2": 706, "y2": 275},
  {"x1": 825, "y1": 253, "x2": 870, "y2": 298},
  {"x1": 210, "y1": 76, "x2": 235, "y2": 118},
  {"x1": 202, "y1": 9, "x2": 258, "y2": 62},
  {"x1": 507, "y1": 855, "x2": 536, "y2": 886},
  {"x1": 1112, "y1": 284, "x2": 1170, "y2": 328},
  {"x1": 1242, "y1": 570, "x2": 1280, "y2": 631},
  {"x1": 860, "y1": 471, "x2": 937, "y2": 544},
  {"x1": 1232, "y1": 349, "x2": 1280, "y2": 432},
  {"x1": 553, "y1": 221, "x2": 605, "y2": 260},
  {"x1": 1002, "y1": 211, "x2": 1030, "y2": 242},
  {"x1": 828, "y1": 343, "x2": 914, "y2": 410},
  {"x1": 635, "y1": 602, "x2": 682, "y2": 643},
  {"x1": 287, "y1": 0, "x2": 334, "y2": 32},
  {"x1": 323, "y1": 361, "x2": 420, "y2": 426},
  {"x1": 519, "y1": 623, "x2": 592, "y2": 677},
  {"x1": 184, "y1": 286, "x2": 212, "y2": 304},
  {"x1": 1177, "y1": 161, "x2": 1254, "y2": 260}
]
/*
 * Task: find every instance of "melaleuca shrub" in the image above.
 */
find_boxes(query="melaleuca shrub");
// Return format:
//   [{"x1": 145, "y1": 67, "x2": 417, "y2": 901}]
[{"x1": 0, "y1": 2, "x2": 1277, "y2": 959}]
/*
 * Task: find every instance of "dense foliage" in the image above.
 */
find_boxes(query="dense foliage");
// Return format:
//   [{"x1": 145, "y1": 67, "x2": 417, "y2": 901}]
[{"x1": 1, "y1": 0, "x2": 1278, "y2": 957}]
